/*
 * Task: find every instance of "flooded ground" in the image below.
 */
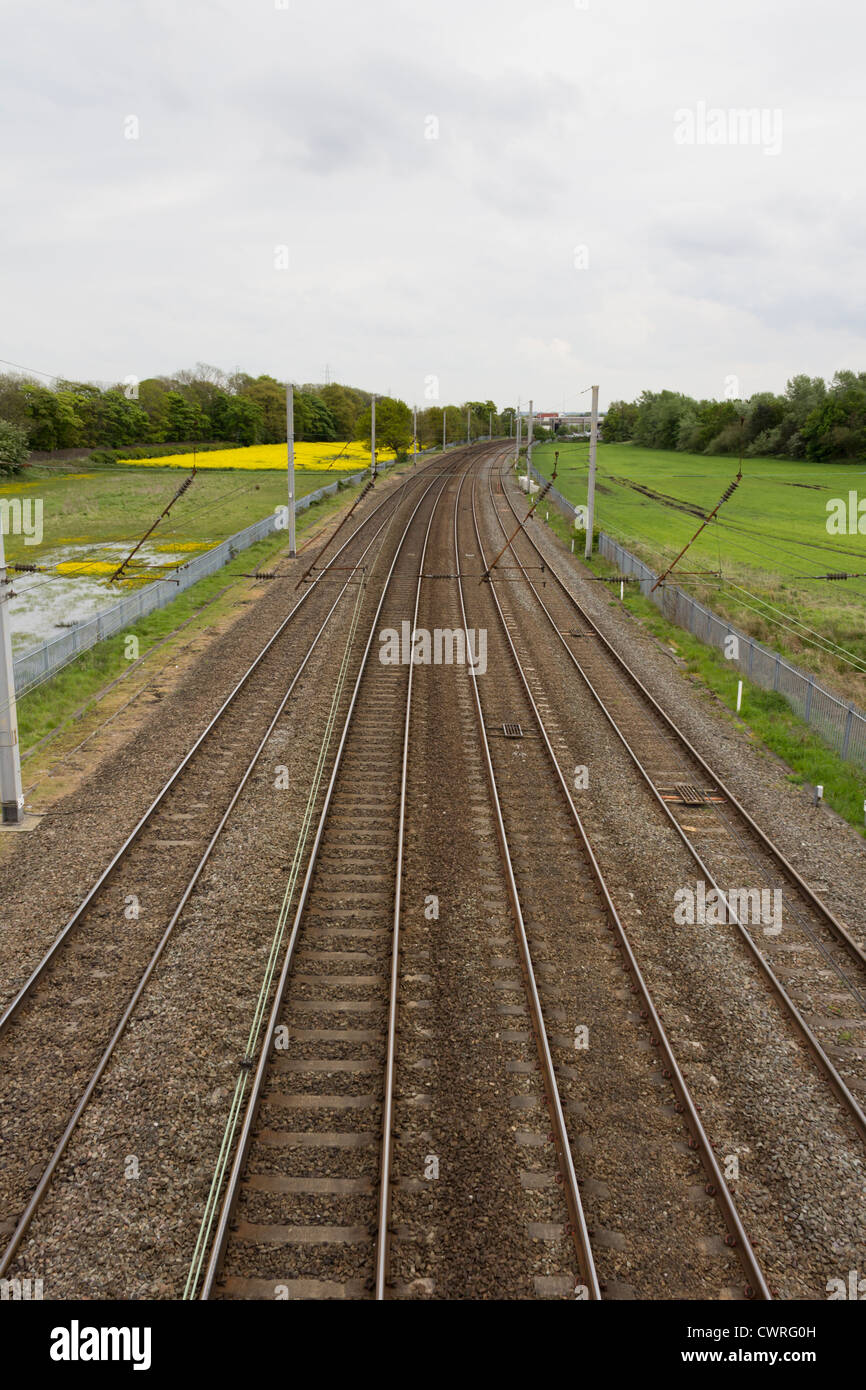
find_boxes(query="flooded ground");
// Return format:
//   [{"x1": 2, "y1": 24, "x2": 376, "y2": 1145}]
[{"x1": 8, "y1": 540, "x2": 207, "y2": 653}]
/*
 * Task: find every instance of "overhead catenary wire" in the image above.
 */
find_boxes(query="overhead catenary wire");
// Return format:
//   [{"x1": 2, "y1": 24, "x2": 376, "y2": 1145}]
[
  {"x1": 0, "y1": 458, "x2": 397, "y2": 757},
  {"x1": 727, "y1": 580, "x2": 866, "y2": 651},
  {"x1": 600, "y1": 467, "x2": 866, "y2": 562},
  {"x1": 109, "y1": 468, "x2": 198, "y2": 584},
  {"x1": 182, "y1": 569, "x2": 368, "y2": 1300},
  {"x1": 0, "y1": 459, "x2": 375, "y2": 727},
  {"x1": 649, "y1": 460, "x2": 743, "y2": 594},
  {"x1": 719, "y1": 586, "x2": 866, "y2": 674},
  {"x1": 537, "y1": 452, "x2": 866, "y2": 576},
  {"x1": 584, "y1": 510, "x2": 866, "y2": 672},
  {"x1": 5, "y1": 476, "x2": 274, "y2": 601},
  {"x1": 0, "y1": 356, "x2": 64, "y2": 382},
  {"x1": 565, "y1": 463, "x2": 866, "y2": 604},
  {"x1": 534, "y1": 451, "x2": 866, "y2": 681}
]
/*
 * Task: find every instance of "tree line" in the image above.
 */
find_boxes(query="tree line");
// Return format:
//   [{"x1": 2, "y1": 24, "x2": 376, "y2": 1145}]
[
  {"x1": 0, "y1": 364, "x2": 514, "y2": 473},
  {"x1": 603, "y1": 371, "x2": 866, "y2": 462}
]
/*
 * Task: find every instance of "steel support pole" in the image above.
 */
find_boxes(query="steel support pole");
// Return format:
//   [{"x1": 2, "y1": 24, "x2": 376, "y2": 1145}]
[
  {"x1": 0, "y1": 526, "x2": 24, "y2": 825},
  {"x1": 286, "y1": 382, "x2": 296, "y2": 557},
  {"x1": 585, "y1": 384, "x2": 599, "y2": 559},
  {"x1": 371, "y1": 394, "x2": 377, "y2": 479}
]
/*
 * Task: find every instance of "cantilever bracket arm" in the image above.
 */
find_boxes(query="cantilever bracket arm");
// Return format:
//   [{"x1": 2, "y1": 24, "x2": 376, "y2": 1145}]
[
  {"x1": 481, "y1": 451, "x2": 558, "y2": 583},
  {"x1": 649, "y1": 466, "x2": 742, "y2": 594}
]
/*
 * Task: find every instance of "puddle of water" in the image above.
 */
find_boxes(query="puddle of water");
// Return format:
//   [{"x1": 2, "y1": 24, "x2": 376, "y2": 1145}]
[{"x1": 8, "y1": 540, "x2": 204, "y2": 653}]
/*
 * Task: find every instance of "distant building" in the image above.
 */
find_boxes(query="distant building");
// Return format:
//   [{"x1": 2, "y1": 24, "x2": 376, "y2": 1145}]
[{"x1": 517, "y1": 409, "x2": 605, "y2": 434}]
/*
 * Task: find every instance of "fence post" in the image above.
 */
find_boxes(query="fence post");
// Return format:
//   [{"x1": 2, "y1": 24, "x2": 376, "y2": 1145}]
[
  {"x1": 773, "y1": 654, "x2": 781, "y2": 691},
  {"x1": 842, "y1": 703, "x2": 855, "y2": 759},
  {"x1": 804, "y1": 676, "x2": 814, "y2": 723}
]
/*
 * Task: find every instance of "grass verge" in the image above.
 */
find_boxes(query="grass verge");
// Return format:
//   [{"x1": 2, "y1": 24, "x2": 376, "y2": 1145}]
[
  {"x1": 526, "y1": 471, "x2": 866, "y2": 839},
  {"x1": 14, "y1": 476, "x2": 376, "y2": 753},
  {"x1": 530, "y1": 440, "x2": 866, "y2": 706}
]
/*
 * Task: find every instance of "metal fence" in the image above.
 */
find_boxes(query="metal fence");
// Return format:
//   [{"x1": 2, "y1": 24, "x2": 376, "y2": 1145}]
[
  {"x1": 11, "y1": 452, "x2": 428, "y2": 697},
  {"x1": 527, "y1": 460, "x2": 578, "y2": 520},
  {"x1": 599, "y1": 534, "x2": 866, "y2": 771},
  {"x1": 523, "y1": 458, "x2": 866, "y2": 769}
]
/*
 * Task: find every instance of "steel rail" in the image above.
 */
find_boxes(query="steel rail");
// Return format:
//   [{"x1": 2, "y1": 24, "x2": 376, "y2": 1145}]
[
  {"x1": 500, "y1": 460, "x2": 866, "y2": 973},
  {"x1": 0, "y1": 472, "x2": 437, "y2": 1280},
  {"x1": 491, "y1": 458, "x2": 866, "y2": 1147},
  {"x1": 197, "y1": 458, "x2": 469, "y2": 1299},
  {"x1": 0, "y1": 450, "x2": 450, "y2": 1040},
  {"x1": 471, "y1": 452, "x2": 772, "y2": 1300},
  {"x1": 501, "y1": 469, "x2": 866, "y2": 1010},
  {"x1": 453, "y1": 463, "x2": 602, "y2": 1301},
  {"x1": 373, "y1": 468, "x2": 445, "y2": 1299}
]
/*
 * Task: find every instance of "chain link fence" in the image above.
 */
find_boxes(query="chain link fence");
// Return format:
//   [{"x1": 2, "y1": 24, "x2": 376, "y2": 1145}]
[
  {"x1": 523, "y1": 458, "x2": 866, "y2": 769},
  {"x1": 11, "y1": 453, "x2": 429, "y2": 697},
  {"x1": 527, "y1": 461, "x2": 578, "y2": 518},
  {"x1": 599, "y1": 534, "x2": 866, "y2": 771}
]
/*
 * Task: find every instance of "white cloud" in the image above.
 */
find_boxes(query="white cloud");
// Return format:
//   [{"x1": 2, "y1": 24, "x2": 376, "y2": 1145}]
[{"x1": 1, "y1": 0, "x2": 864, "y2": 408}]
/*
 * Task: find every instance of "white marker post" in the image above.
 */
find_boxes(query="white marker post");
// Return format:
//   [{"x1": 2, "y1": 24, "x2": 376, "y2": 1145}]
[
  {"x1": 371, "y1": 394, "x2": 377, "y2": 479},
  {"x1": 736, "y1": 680, "x2": 743, "y2": 712},
  {"x1": 286, "y1": 381, "x2": 296, "y2": 557},
  {"x1": 584, "y1": 384, "x2": 599, "y2": 560},
  {"x1": 0, "y1": 525, "x2": 24, "y2": 825}
]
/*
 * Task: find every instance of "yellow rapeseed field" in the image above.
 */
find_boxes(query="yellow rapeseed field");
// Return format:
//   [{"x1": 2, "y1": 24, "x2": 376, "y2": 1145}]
[
  {"x1": 54, "y1": 560, "x2": 124, "y2": 576},
  {"x1": 118, "y1": 442, "x2": 396, "y2": 471}
]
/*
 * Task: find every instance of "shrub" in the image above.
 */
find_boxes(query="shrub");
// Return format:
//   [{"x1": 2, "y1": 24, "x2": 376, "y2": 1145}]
[{"x1": 0, "y1": 418, "x2": 30, "y2": 473}]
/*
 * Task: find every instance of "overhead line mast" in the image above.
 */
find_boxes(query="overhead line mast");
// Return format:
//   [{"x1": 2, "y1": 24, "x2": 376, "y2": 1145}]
[{"x1": 0, "y1": 524, "x2": 24, "y2": 825}]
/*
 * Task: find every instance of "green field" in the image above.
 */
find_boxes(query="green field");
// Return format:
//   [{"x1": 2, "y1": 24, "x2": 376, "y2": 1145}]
[
  {"x1": 527, "y1": 468, "x2": 866, "y2": 836},
  {"x1": 7, "y1": 465, "x2": 378, "y2": 757},
  {"x1": 1, "y1": 461, "x2": 359, "y2": 564},
  {"x1": 531, "y1": 442, "x2": 866, "y2": 706},
  {"x1": 0, "y1": 462, "x2": 362, "y2": 651}
]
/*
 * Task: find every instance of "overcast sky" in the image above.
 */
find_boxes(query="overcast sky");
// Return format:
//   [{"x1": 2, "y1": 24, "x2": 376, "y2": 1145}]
[{"x1": 2, "y1": 0, "x2": 864, "y2": 411}]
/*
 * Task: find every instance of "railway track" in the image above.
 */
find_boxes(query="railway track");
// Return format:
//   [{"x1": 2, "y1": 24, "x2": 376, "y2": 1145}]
[
  {"x1": 452, "y1": 453, "x2": 769, "y2": 1299},
  {"x1": 490, "y1": 455, "x2": 866, "y2": 1143},
  {"x1": 455, "y1": 450, "x2": 866, "y2": 1296},
  {"x1": 200, "y1": 446, "x2": 772, "y2": 1300},
  {"x1": 195, "y1": 455, "x2": 460, "y2": 1299},
  {"x1": 3, "y1": 441, "x2": 859, "y2": 1298},
  {"x1": 197, "y1": 447, "x2": 610, "y2": 1300},
  {"x1": 382, "y1": 463, "x2": 592, "y2": 1298},
  {"x1": 0, "y1": 448, "x2": 471, "y2": 1277}
]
